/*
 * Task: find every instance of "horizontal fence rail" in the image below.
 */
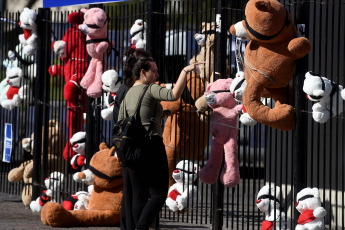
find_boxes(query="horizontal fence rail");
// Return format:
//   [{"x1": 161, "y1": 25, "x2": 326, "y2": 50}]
[{"x1": 0, "y1": 0, "x2": 345, "y2": 229}]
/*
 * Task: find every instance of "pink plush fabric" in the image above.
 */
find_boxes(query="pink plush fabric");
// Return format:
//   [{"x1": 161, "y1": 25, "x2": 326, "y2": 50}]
[
  {"x1": 199, "y1": 78, "x2": 242, "y2": 187},
  {"x1": 79, "y1": 8, "x2": 109, "y2": 98}
]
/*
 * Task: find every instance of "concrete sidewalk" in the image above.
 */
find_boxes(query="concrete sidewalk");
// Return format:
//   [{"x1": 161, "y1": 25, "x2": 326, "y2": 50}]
[{"x1": 0, "y1": 193, "x2": 211, "y2": 230}]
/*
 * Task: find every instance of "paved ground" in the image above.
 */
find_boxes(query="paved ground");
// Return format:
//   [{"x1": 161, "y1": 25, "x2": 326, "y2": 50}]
[{"x1": 0, "y1": 193, "x2": 211, "y2": 230}]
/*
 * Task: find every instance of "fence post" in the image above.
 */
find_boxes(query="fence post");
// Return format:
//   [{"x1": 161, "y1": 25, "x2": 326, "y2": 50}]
[
  {"x1": 213, "y1": 0, "x2": 227, "y2": 229},
  {"x1": 293, "y1": 0, "x2": 309, "y2": 226},
  {"x1": 32, "y1": 7, "x2": 51, "y2": 200}
]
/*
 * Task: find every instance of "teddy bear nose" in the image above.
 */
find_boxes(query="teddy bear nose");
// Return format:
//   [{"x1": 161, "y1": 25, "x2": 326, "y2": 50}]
[
  {"x1": 295, "y1": 201, "x2": 299, "y2": 207},
  {"x1": 74, "y1": 144, "x2": 79, "y2": 148},
  {"x1": 256, "y1": 199, "x2": 261, "y2": 204},
  {"x1": 173, "y1": 170, "x2": 179, "y2": 173}
]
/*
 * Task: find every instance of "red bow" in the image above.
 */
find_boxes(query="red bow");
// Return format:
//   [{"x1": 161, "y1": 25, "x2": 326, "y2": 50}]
[
  {"x1": 261, "y1": 220, "x2": 273, "y2": 230},
  {"x1": 298, "y1": 210, "x2": 316, "y2": 225}
]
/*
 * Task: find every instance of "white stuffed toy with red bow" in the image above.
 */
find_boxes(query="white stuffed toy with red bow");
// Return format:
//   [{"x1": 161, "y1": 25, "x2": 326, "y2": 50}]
[
  {"x1": 130, "y1": 19, "x2": 146, "y2": 50},
  {"x1": 70, "y1": 131, "x2": 86, "y2": 170},
  {"x1": 101, "y1": 70, "x2": 121, "y2": 120},
  {"x1": 295, "y1": 187, "x2": 327, "y2": 230},
  {"x1": 256, "y1": 185, "x2": 291, "y2": 230},
  {"x1": 18, "y1": 7, "x2": 38, "y2": 56},
  {"x1": 166, "y1": 160, "x2": 199, "y2": 212},
  {"x1": 79, "y1": 7, "x2": 109, "y2": 98},
  {"x1": 62, "y1": 185, "x2": 93, "y2": 210},
  {"x1": 30, "y1": 171, "x2": 64, "y2": 212}
]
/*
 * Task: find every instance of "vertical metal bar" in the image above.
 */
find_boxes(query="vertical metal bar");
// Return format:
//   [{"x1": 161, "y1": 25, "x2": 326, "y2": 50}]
[
  {"x1": 293, "y1": 0, "x2": 309, "y2": 226},
  {"x1": 212, "y1": 0, "x2": 226, "y2": 229}
]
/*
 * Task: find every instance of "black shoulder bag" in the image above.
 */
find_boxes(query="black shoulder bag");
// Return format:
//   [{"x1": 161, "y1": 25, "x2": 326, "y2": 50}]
[{"x1": 112, "y1": 86, "x2": 156, "y2": 165}]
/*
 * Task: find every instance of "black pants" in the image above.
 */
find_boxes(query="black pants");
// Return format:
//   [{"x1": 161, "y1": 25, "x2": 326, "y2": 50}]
[{"x1": 120, "y1": 136, "x2": 169, "y2": 230}]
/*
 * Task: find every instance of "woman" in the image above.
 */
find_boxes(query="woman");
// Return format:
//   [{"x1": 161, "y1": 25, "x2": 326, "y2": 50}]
[{"x1": 118, "y1": 48, "x2": 197, "y2": 230}]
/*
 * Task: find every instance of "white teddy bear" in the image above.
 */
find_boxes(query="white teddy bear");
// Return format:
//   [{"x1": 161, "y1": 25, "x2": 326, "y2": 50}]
[
  {"x1": 1, "y1": 67, "x2": 31, "y2": 110},
  {"x1": 101, "y1": 70, "x2": 121, "y2": 120},
  {"x1": 30, "y1": 171, "x2": 64, "y2": 212},
  {"x1": 165, "y1": 160, "x2": 199, "y2": 212},
  {"x1": 62, "y1": 185, "x2": 93, "y2": 210},
  {"x1": 303, "y1": 71, "x2": 344, "y2": 123},
  {"x1": 295, "y1": 187, "x2": 327, "y2": 230},
  {"x1": 18, "y1": 8, "x2": 38, "y2": 56},
  {"x1": 73, "y1": 168, "x2": 94, "y2": 186},
  {"x1": 130, "y1": 19, "x2": 146, "y2": 50},
  {"x1": 256, "y1": 185, "x2": 291, "y2": 230},
  {"x1": 70, "y1": 131, "x2": 87, "y2": 169}
]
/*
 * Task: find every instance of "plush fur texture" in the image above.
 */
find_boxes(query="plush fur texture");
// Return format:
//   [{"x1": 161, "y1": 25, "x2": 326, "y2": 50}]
[
  {"x1": 7, "y1": 120, "x2": 66, "y2": 207},
  {"x1": 70, "y1": 131, "x2": 86, "y2": 170},
  {"x1": 256, "y1": 185, "x2": 291, "y2": 230},
  {"x1": 18, "y1": 7, "x2": 38, "y2": 56},
  {"x1": 130, "y1": 19, "x2": 146, "y2": 50},
  {"x1": 1, "y1": 67, "x2": 24, "y2": 110},
  {"x1": 230, "y1": 0, "x2": 312, "y2": 131},
  {"x1": 49, "y1": 12, "x2": 87, "y2": 162},
  {"x1": 30, "y1": 171, "x2": 64, "y2": 212},
  {"x1": 41, "y1": 143, "x2": 123, "y2": 227},
  {"x1": 166, "y1": 160, "x2": 199, "y2": 212},
  {"x1": 162, "y1": 72, "x2": 208, "y2": 187},
  {"x1": 295, "y1": 188, "x2": 327, "y2": 230},
  {"x1": 79, "y1": 8, "x2": 109, "y2": 98},
  {"x1": 63, "y1": 185, "x2": 93, "y2": 211},
  {"x1": 303, "y1": 71, "x2": 344, "y2": 123},
  {"x1": 199, "y1": 78, "x2": 242, "y2": 187},
  {"x1": 101, "y1": 70, "x2": 121, "y2": 120}
]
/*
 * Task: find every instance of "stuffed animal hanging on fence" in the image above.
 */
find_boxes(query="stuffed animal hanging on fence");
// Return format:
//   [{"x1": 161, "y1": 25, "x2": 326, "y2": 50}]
[
  {"x1": 229, "y1": 0, "x2": 312, "y2": 131},
  {"x1": 101, "y1": 70, "x2": 122, "y2": 120},
  {"x1": 256, "y1": 185, "x2": 291, "y2": 230},
  {"x1": 69, "y1": 131, "x2": 86, "y2": 170},
  {"x1": 303, "y1": 71, "x2": 345, "y2": 123},
  {"x1": 79, "y1": 7, "x2": 109, "y2": 98},
  {"x1": 18, "y1": 7, "x2": 38, "y2": 56},
  {"x1": 130, "y1": 19, "x2": 146, "y2": 50},
  {"x1": 295, "y1": 188, "x2": 327, "y2": 230},
  {"x1": 198, "y1": 78, "x2": 242, "y2": 187}
]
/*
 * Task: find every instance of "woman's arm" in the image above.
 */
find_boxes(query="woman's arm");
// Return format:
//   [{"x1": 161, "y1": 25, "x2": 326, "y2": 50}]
[{"x1": 172, "y1": 64, "x2": 197, "y2": 100}]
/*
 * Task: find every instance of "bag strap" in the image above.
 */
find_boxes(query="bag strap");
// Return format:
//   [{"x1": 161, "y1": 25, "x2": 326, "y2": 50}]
[{"x1": 124, "y1": 85, "x2": 149, "y2": 118}]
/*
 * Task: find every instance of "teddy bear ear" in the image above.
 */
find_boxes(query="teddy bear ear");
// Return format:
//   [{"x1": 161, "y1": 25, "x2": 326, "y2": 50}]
[
  {"x1": 312, "y1": 188, "x2": 320, "y2": 198},
  {"x1": 99, "y1": 142, "x2": 109, "y2": 150},
  {"x1": 80, "y1": 8, "x2": 88, "y2": 14},
  {"x1": 255, "y1": 0, "x2": 271, "y2": 12},
  {"x1": 206, "y1": 83, "x2": 212, "y2": 91}
]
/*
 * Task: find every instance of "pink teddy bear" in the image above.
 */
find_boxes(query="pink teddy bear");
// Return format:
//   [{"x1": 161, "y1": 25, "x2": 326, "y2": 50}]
[
  {"x1": 199, "y1": 78, "x2": 242, "y2": 187},
  {"x1": 79, "y1": 7, "x2": 109, "y2": 98}
]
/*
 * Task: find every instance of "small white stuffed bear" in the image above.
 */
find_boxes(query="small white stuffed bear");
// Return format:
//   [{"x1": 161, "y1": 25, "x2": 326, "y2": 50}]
[
  {"x1": 166, "y1": 160, "x2": 199, "y2": 212},
  {"x1": 256, "y1": 185, "x2": 291, "y2": 230},
  {"x1": 73, "y1": 168, "x2": 94, "y2": 186},
  {"x1": 1, "y1": 67, "x2": 30, "y2": 110},
  {"x1": 62, "y1": 185, "x2": 93, "y2": 210},
  {"x1": 130, "y1": 19, "x2": 146, "y2": 50},
  {"x1": 18, "y1": 8, "x2": 38, "y2": 56},
  {"x1": 295, "y1": 187, "x2": 327, "y2": 230},
  {"x1": 70, "y1": 131, "x2": 87, "y2": 169},
  {"x1": 101, "y1": 70, "x2": 121, "y2": 120},
  {"x1": 303, "y1": 71, "x2": 344, "y2": 123},
  {"x1": 30, "y1": 171, "x2": 64, "y2": 212}
]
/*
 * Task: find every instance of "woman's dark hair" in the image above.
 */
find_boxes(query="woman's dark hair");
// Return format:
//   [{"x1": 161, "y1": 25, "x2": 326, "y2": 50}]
[{"x1": 124, "y1": 48, "x2": 154, "y2": 87}]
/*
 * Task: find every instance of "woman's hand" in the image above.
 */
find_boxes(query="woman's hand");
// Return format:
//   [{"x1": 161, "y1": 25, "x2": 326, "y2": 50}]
[{"x1": 182, "y1": 63, "x2": 199, "y2": 73}]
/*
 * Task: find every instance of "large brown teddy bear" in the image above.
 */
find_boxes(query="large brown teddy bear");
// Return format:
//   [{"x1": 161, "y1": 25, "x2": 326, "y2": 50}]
[
  {"x1": 41, "y1": 143, "x2": 123, "y2": 227},
  {"x1": 162, "y1": 73, "x2": 209, "y2": 187},
  {"x1": 230, "y1": 0, "x2": 312, "y2": 131},
  {"x1": 7, "y1": 120, "x2": 66, "y2": 207}
]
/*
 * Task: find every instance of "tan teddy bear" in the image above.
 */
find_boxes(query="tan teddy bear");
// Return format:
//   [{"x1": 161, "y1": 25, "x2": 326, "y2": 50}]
[
  {"x1": 229, "y1": 0, "x2": 312, "y2": 131},
  {"x1": 7, "y1": 120, "x2": 66, "y2": 207},
  {"x1": 41, "y1": 143, "x2": 123, "y2": 227}
]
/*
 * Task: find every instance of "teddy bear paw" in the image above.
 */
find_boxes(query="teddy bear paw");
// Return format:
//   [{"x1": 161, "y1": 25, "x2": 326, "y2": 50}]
[
  {"x1": 240, "y1": 112, "x2": 257, "y2": 126},
  {"x1": 23, "y1": 45, "x2": 36, "y2": 56},
  {"x1": 312, "y1": 110, "x2": 330, "y2": 123},
  {"x1": 101, "y1": 107, "x2": 113, "y2": 120},
  {"x1": 313, "y1": 207, "x2": 327, "y2": 218}
]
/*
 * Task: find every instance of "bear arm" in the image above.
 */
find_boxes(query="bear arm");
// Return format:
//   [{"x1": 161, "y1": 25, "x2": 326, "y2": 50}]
[
  {"x1": 23, "y1": 160, "x2": 34, "y2": 178},
  {"x1": 161, "y1": 100, "x2": 181, "y2": 114},
  {"x1": 288, "y1": 37, "x2": 312, "y2": 58},
  {"x1": 195, "y1": 95, "x2": 209, "y2": 112},
  {"x1": 96, "y1": 42, "x2": 109, "y2": 54},
  {"x1": 180, "y1": 185, "x2": 194, "y2": 199},
  {"x1": 313, "y1": 207, "x2": 327, "y2": 218},
  {"x1": 233, "y1": 104, "x2": 243, "y2": 115}
]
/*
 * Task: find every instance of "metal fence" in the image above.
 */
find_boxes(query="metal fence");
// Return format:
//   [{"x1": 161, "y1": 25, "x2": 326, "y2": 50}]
[{"x1": 0, "y1": 0, "x2": 345, "y2": 229}]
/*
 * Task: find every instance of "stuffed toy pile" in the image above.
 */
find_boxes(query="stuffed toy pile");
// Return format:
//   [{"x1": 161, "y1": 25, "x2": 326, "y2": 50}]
[
  {"x1": 303, "y1": 71, "x2": 344, "y2": 123},
  {"x1": 63, "y1": 185, "x2": 93, "y2": 211},
  {"x1": 79, "y1": 7, "x2": 109, "y2": 98},
  {"x1": 198, "y1": 78, "x2": 242, "y2": 187},
  {"x1": 256, "y1": 185, "x2": 291, "y2": 230},
  {"x1": 48, "y1": 12, "x2": 87, "y2": 162},
  {"x1": 70, "y1": 131, "x2": 87, "y2": 170},
  {"x1": 101, "y1": 70, "x2": 121, "y2": 120},
  {"x1": 295, "y1": 187, "x2": 327, "y2": 230},
  {"x1": 130, "y1": 19, "x2": 147, "y2": 50},
  {"x1": 18, "y1": 7, "x2": 38, "y2": 56},
  {"x1": 41, "y1": 143, "x2": 123, "y2": 227},
  {"x1": 7, "y1": 120, "x2": 66, "y2": 207},
  {"x1": 166, "y1": 160, "x2": 199, "y2": 212},
  {"x1": 162, "y1": 72, "x2": 208, "y2": 187},
  {"x1": 229, "y1": 0, "x2": 312, "y2": 131},
  {"x1": 30, "y1": 171, "x2": 65, "y2": 212}
]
